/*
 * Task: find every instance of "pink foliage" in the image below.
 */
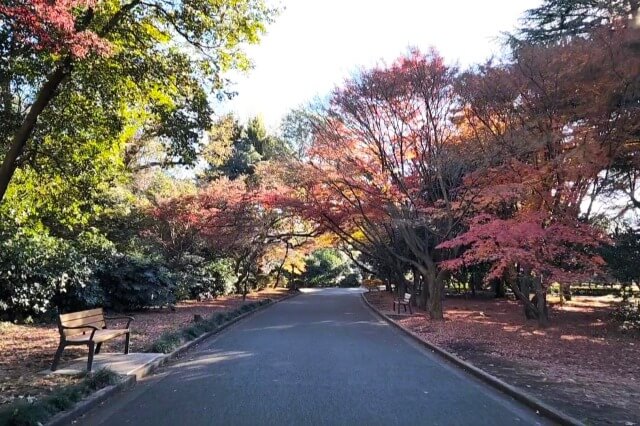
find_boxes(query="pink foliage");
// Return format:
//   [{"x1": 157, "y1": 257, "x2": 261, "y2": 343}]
[
  {"x1": 0, "y1": 0, "x2": 110, "y2": 58},
  {"x1": 438, "y1": 211, "x2": 609, "y2": 286}
]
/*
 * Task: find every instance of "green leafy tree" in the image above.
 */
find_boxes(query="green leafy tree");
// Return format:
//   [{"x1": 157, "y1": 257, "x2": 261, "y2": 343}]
[
  {"x1": 0, "y1": 0, "x2": 277, "y2": 202},
  {"x1": 601, "y1": 225, "x2": 640, "y2": 286},
  {"x1": 302, "y1": 249, "x2": 353, "y2": 287},
  {"x1": 280, "y1": 106, "x2": 317, "y2": 159},
  {"x1": 202, "y1": 115, "x2": 290, "y2": 180},
  {"x1": 515, "y1": 0, "x2": 638, "y2": 43}
]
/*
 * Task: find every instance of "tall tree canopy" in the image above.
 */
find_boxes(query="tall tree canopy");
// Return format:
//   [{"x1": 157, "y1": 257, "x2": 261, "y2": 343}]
[
  {"x1": 0, "y1": 0, "x2": 276, "y2": 202},
  {"x1": 516, "y1": 0, "x2": 638, "y2": 43},
  {"x1": 289, "y1": 50, "x2": 471, "y2": 319}
]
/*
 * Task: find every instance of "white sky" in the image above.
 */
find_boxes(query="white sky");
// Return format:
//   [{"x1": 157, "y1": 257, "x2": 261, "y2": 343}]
[{"x1": 224, "y1": 0, "x2": 542, "y2": 129}]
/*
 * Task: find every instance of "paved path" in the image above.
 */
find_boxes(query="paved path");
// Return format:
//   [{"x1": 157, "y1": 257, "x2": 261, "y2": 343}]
[{"x1": 77, "y1": 288, "x2": 547, "y2": 426}]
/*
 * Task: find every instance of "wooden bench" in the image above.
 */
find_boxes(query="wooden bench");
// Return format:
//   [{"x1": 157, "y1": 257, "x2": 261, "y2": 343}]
[
  {"x1": 392, "y1": 292, "x2": 413, "y2": 314},
  {"x1": 51, "y1": 308, "x2": 134, "y2": 372}
]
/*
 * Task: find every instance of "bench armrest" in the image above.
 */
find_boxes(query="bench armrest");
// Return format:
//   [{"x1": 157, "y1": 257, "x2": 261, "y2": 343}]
[
  {"x1": 61, "y1": 325, "x2": 99, "y2": 341},
  {"x1": 104, "y1": 316, "x2": 134, "y2": 329}
]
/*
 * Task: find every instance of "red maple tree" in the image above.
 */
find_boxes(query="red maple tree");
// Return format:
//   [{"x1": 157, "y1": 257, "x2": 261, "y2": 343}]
[
  {"x1": 290, "y1": 50, "x2": 470, "y2": 319},
  {"x1": 0, "y1": 0, "x2": 110, "y2": 57},
  {"x1": 435, "y1": 26, "x2": 638, "y2": 324}
]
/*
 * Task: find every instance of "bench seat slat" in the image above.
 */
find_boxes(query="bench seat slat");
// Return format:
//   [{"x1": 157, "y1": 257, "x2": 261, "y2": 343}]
[
  {"x1": 65, "y1": 329, "x2": 129, "y2": 343},
  {"x1": 63, "y1": 326, "x2": 104, "y2": 337}
]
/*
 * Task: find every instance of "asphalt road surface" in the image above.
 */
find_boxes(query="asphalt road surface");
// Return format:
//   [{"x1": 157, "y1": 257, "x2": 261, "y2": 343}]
[{"x1": 76, "y1": 288, "x2": 548, "y2": 426}]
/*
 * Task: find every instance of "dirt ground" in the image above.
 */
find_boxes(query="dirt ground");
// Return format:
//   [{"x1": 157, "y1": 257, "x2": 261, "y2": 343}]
[
  {"x1": 365, "y1": 291, "x2": 640, "y2": 425},
  {"x1": 0, "y1": 288, "x2": 289, "y2": 407}
]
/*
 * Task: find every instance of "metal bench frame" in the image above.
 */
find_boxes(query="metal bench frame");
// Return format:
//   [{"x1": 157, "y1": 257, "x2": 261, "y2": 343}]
[
  {"x1": 51, "y1": 308, "x2": 134, "y2": 372},
  {"x1": 392, "y1": 292, "x2": 413, "y2": 314}
]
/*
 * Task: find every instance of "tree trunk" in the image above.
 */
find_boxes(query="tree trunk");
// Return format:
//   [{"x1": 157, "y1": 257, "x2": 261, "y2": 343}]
[
  {"x1": 519, "y1": 275, "x2": 537, "y2": 320},
  {"x1": 273, "y1": 243, "x2": 289, "y2": 288},
  {"x1": 510, "y1": 272, "x2": 549, "y2": 326},
  {"x1": 397, "y1": 279, "x2": 407, "y2": 299},
  {"x1": 417, "y1": 273, "x2": 428, "y2": 310},
  {"x1": 427, "y1": 278, "x2": 444, "y2": 320},
  {"x1": 470, "y1": 271, "x2": 479, "y2": 298},
  {"x1": 0, "y1": 0, "x2": 148, "y2": 203},
  {"x1": 424, "y1": 270, "x2": 445, "y2": 320},
  {"x1": 0, "y1": 63, "x2": 71, "y2": 203},
  {"x1": 410, "y1": 268, "x2": 420, "y2": 307},
  {"x1": 561, "y1": 283, "x2": 572, "y2": 301},
  {"x1": 533, "y1": 277, "x2": 549, "y2": 327},
  {"x1": 493, "y1": 279, "x2": 506, "y2": 298}
]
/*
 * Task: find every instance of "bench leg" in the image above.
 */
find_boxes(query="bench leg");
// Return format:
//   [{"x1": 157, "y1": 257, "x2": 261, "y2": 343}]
[
  {"x1": 51, "y1": 342, "x2": 65, "y2": 371},
  {"x1": 408, "y1": 303, "x2": 412, "y2": 314},
  {"x1": 124, "y1": 332, "x2": 130, "y2": 355},
  {"x1": 87, "y1": 342, "x2": 95, "y2": 372},
  {"x1": 95, "y1": 342, "x2": 102, "y2": 355}
]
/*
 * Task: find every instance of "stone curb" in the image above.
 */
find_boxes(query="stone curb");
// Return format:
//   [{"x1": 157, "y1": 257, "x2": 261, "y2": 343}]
[
  {"x1": 360, "y1": 293, "x2": 584, "y2": 426},
  {"x1": 47, "y1": 375, "x2": 136, "y2": 426},
  {"x1": 45, "y1": 292, "x2": 299, "y2": 426}
]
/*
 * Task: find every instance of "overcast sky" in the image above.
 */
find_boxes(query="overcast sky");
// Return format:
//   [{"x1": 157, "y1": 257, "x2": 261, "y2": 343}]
[{"x1": 224, "y1": 0, "x2": 542, "y2": 129}]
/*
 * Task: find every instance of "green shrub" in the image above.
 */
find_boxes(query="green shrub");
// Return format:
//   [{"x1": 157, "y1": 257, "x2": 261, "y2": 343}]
[
  {"x1": 213, "y1": 312, "x2": 227, "y2": 324},
  {"x1": 84, "y1": 368, "x2": 120, "y2": 390},
  {"x1": 302, "y1": 249, "x2": 351, "y2": 287},
  {"x1": 99, "y1": 255, "x2": 175, "y2": 312},
  {"x1": 150, "y1": 333, "x2": 183, "y2": 354},
  {"x1": 611, "y1": 301, "x2": 640, "y2": 332},
  {"x1": 0, "y1": 227, "x2": 104, "y2": 321},
  {"x1": 200, "y1": 320, "x2": 217, "y2": 333},
  {"x1": 174, "y1": 258, "x2": 236, "y2": 301},
  {"x1": 46, "y1": 386, "x2": 83, "y2": 411},
  {"x1": 0, "y1": 400, "x2": 52, "y2": 426},
  {"x1": 0, "y1": 368, "x2": 121, "y2": 426},
  {"x1": 338, "y1": 272, "x2": 361, "y2": 288},
  {"x1": 183, "y1": 322, "x2": 209, "y2": 339}
]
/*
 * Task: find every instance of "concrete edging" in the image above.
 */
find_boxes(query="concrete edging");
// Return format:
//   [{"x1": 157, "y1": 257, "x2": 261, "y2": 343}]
[
  {"x1": 360, "y1": 292, "x2": 584, "y2": 426},
  {"x1": 47, "y1": 375, "x2": 136, "y2": 426},
  {"x1": 45, "y1": 292, "x2": 299, "y2": 426}
]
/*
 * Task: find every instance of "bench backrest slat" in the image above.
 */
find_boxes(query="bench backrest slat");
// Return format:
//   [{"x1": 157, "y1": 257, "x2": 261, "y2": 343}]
[
  {"x1": 59, "y1": 308, "x2": 105, "y2": 337},
  {"x1": 59, "y1": 308, "x2": 102, "y2": 322}
]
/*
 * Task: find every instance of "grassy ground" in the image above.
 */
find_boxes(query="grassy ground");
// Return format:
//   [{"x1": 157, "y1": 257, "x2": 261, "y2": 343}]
[
  {"x1": 0, "y1": 288, "x2": 289, "y2": 407},
  {"x1": 365, "y1": 291, "x2": 640, "y2": 425}
]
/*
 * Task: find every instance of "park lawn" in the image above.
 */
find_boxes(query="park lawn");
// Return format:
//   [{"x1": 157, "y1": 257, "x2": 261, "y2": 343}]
[
  {"x1": 0, "y1": 288, "x2": 289, "y2": 407},
  {"x1": 365, "y1": 291, "x2": 640, "y2": 425}
]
